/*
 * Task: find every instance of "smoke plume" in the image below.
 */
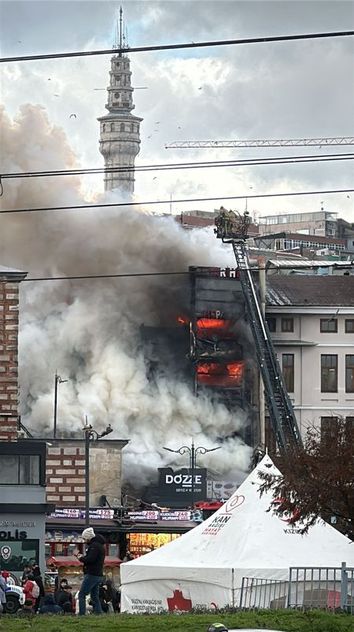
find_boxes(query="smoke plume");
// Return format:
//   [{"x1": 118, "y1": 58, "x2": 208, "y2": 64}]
[{"x1": 0, "y1": 104, "x2": 252, "y2": 486}]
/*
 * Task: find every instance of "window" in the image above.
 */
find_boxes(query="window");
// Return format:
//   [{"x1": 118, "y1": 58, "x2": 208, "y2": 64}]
[
  {"x1": 281, "y1": 317, "x2": 294, "y2": 332},
  {"x1": 266, "y1": 316, "x2": 276, "y2": 332},
  {"x1": 282, "y1": 354, "x2": 294, "y2": 392},
  {"x1": 120, "y1": 123, "x2": 125, "y2": 132},
  {"x1": 321, "y1": 354, "x2": 338, "y2": 392},
  {"x1": 0, "y1": 454, "x2": 40, "y2": 484},
  {"x1": 320, "y1": 318, "x2": 338, "y2": 333},
  {"x1": 345, "y1": 355, "x2": 354, "y2": 392},
  {"x1": 345, "y1": 319, "x2": 354, "y2": 333},
  {"x1": 0, "y1": 540, "x2": 39, "y2": 572},
  {"x1": 321, "y1": 416, "x2": 339, "y2": 446}
]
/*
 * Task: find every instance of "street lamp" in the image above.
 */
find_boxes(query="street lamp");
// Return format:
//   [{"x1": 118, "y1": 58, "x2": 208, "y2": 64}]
[
  {"x1": 83, "y1": 421, "x2": 113, "y2": 527},
  {"x1": 53, "y1": 372, "x2": 68, "y2": 439},
  {"x1": 163, "y1": 440, "x2": 220, "y2": 509}
]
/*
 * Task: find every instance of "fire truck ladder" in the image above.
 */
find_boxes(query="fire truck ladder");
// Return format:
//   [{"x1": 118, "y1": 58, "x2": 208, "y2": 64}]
[{"x1": 231, "y1": 240, "x2": 302, "y2": 451}]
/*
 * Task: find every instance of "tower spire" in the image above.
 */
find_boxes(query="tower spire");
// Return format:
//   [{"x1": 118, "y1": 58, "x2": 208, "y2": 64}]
[
  {"x1": 98, "y1": 9, "x2": 143, "y2": 194},
  {"x1": 119, "y1": 6, "x2": 123, "y2": 56}
]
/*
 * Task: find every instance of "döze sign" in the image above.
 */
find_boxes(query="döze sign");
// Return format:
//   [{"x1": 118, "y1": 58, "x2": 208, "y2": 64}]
[
  {"x1": 158, "y1": 468, "x2": 207, "y2": 502},
  {"x1": 165, "y1": 473, "x2": 203, "y2": 486},
  {"x1": 0, "y1": 529, "x2": 28, "y2": 540}
]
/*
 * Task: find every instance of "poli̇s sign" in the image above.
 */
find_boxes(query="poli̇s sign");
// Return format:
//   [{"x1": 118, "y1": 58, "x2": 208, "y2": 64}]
[{"x1": 158, "y1": 468, "x2": 207, "y2": 503}]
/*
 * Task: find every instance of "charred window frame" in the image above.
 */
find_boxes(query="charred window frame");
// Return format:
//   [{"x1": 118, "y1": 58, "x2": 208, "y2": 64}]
[
  {"x1": 345, "y1": 355, "x2": 354, "y2": 393},
  {"x1": 281, "y1": 317, "x2": 294, "y2": 332},
  {"x1": 321, "y1": 354, "x2": 338, "y2": 392},
  {"x1": 282, "y1": 353, "x2": 294, "y2": 392},
  {"x1": 320, "y1": 318, "x2": 338, "y2": 333}
]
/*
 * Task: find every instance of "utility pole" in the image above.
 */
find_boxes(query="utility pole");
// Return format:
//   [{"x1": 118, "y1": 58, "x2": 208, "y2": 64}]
[
  {"x1": 53, "y1": 372, "x2": 68, "y2": 439},
  {"x1": 163, "y1": 440, "x2": 220, "y2": 509}
]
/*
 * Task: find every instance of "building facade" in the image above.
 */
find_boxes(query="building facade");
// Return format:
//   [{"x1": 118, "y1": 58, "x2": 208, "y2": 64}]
[
  {"x1": 45, "y1": 438, "x2": 128, "y2": 507},
  {"x1": 0, "y1": 265, "x2": 27, "y2": 441},
  {"x1": 0, "y1": 441, "x2": 52, "y2": 581},
  {"x1": 258, "y1": 210, "x2": 338, "y2": 237},
  {"x1": 266, "y1": 275, "x2": 354, "y2": 436}
]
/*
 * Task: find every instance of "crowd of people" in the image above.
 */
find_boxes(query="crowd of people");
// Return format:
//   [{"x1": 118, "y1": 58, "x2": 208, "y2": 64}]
[{"x1": 0, "y1": 527, "x2": 121, "y2": 616}]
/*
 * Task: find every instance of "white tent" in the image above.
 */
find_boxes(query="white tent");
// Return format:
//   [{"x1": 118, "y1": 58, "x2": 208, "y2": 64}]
[{"x1": 121, "y1": 455, "x2": 354, "y2": 613}]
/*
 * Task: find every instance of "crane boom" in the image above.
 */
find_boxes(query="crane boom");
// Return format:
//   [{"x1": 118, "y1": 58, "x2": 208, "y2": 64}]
[
  {"x1": 214, "y1": 208, "x2": 303, "y2": 453},
  {"x1": 166, "y1": 136, "x2": 354, "y2": 149}
]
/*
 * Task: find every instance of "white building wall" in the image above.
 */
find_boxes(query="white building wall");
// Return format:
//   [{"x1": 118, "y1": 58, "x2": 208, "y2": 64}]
[{"x1": 268, "y1": 311, "x2": 354, "y2": 436}]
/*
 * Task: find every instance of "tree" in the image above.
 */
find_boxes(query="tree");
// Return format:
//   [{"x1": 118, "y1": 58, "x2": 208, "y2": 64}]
[{"x1": 259, "y1": 418, "x2": 354, "y2": 541}]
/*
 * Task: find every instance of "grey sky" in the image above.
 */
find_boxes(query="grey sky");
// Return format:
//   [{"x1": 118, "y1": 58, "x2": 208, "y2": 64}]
[{"x1": 1, "y1": 0, "x2": 353, "y2": 220}]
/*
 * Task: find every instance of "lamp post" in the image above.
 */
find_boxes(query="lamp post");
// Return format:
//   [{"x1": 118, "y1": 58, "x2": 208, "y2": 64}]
[
  {"x1": 163, "y1": 440, "x2": 220, "y2": 508},
  {"x1": 83, "y1": 421, "x2": 113, "y2": 527},
  {"x1": 53, "y1": 372, "x2": 68, "y2": 439}
]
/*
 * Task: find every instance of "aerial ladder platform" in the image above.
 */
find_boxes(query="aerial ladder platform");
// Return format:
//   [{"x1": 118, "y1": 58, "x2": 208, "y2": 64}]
[{"x1": 215, "y1": 208, "x2": 303, "y2": 452}]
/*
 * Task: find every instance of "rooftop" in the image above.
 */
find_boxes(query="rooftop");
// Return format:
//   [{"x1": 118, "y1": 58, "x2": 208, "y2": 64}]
[{"x1": 266, "y1": 275, "x2": 354, "y2": 306}]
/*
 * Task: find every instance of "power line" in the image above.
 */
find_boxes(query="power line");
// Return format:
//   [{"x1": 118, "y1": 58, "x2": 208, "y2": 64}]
[
  {"x1": 1, "y1": 31, "x2": 354, "y2": 64},
  {"x1": 21, "y1": 262, "x2": 354, "y2": 283},
  {"x1": 22, "y1": 271, "x2": 189, "y2": 282},
  {"x1": 2, "y1": 153, "x2": 354, "y2": 181},
  {"x1": 166, "y1": 136, "x2": 354, "y2": 149},
  {"x1": 1, "y1": 188, "x2": 353, "y2": 215}
]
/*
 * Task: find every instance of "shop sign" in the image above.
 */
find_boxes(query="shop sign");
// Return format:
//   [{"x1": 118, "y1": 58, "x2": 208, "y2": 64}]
[
  {"x1": 49, "y1": 508, "x2": 114, "y2": 520},
  {"x1": 0, "y1": 529, "x2": 28, "y2": 540},
  {"x1": 158, "y1": 468, "x2": 207, "y2": 502}
]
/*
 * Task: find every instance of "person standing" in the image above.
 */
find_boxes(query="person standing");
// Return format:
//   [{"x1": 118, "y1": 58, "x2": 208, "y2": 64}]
[
  {"x1": 31, "y1": 564, "x2": 45, "y2": 612},
  {"x1": 76, "y1": 527, "x2": 106, "y2": 616}
]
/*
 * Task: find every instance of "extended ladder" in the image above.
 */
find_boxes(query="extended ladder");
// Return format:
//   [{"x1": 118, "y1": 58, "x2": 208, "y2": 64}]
[{"x1": 232, "y1": 240, "x2": 302, "y2": 451}]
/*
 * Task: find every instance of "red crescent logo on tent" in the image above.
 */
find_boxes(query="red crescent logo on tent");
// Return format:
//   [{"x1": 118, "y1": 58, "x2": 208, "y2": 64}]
[
  {"x1": 272, "y1": 497, "x2": 300, "y2": 523},
  {"x1": 223, "y1": 494, "x2": 245, "y2": 514}
]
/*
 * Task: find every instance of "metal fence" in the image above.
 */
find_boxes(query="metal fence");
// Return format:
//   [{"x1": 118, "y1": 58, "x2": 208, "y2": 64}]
[
  {"x1": 240, "y1": 563, "x2": 354, "y2": 612},
  {"x1": 240, "y1": 576, "x2": 288, "y2": 609},
  {"x1": 288, "y1": 563, "x2": 354, "y2": 613}
]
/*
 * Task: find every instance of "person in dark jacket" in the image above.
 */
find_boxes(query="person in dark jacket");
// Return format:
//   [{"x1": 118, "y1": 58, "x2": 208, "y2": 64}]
[
  {"x1": 38, "y1": 594, "x2": 63, "y2": 615},
  {"x1": 56, "y1": 585, "x2": 74, "y2": 613},
  {"x1": 31, "y1": 564, "x2": 45, "y2": 612},
  {"x1": 77, "y1": 527, "x2": 106, "y2": 616}
]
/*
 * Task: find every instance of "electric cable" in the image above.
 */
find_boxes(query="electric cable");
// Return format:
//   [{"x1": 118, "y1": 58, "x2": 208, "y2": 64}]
[
  {"x1": 1, "y1": 31, "x2": 353, "y2": 64},
  {"x1": 21, "y1": 262, "x2": 354, "y2": 283},
  {"x1": 2, "y1": 153, "x2": 354, "y2": 181},
  {"x1": 1, "y1": 188, "x2": 353, "y2": 215}
]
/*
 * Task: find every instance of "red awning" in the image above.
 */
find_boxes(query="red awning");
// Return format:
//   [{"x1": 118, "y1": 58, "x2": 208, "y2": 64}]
[{"x1": 47, "y1": 555, "x2": 122, "y2": 568}]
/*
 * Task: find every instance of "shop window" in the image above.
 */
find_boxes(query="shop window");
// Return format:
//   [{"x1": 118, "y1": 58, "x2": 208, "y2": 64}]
[
  {"x1": 0, "y1": 454, "x2": 40, "y2": 484},
  {"x1": 281, "y1": 317, "x2": 294, "y2": 332},
  {"x1": 321, "y1": 354, "x2": 338, "y2": 392},
  {"x1": 282, "y1": 353, "x2": 294, "y2": 392},
  {"x1": 266, "y1": 316, "x2": 276, "y2": 332},
  {"x1": 345, "y1": 319, "x2": 354, "y2": 333},
  {"x1": 320, "y1": 318, "x2": 337, "y2": 333},
  {"x1": 345, "y1": 355, "x2": 354, "y2": 393},
  {"x1": 0, "y1": 539, "x2": 39, "y2": 572}
]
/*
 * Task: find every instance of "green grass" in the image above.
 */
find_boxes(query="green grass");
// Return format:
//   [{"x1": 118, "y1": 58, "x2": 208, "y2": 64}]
[{"x1": 0, "y1": 611, "x2": 353, "y2": 632}]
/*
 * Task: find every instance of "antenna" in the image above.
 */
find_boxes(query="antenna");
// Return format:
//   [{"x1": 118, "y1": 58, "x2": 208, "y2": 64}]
[{"x1": 119, "y1": 6, "x2": 123, "y2": 56}]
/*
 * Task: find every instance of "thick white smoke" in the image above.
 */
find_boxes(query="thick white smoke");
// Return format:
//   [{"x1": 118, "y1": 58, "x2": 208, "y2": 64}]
[{"x1": 0, "y1": 105, "x2": 252, "y2": 486}]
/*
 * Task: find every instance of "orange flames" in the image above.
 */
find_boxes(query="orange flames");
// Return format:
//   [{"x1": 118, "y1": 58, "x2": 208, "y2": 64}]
[
  {"x1": 196, "y1": 361, "x2": 244, "y2": 386},
  {"x1": 177, "y1": 316, "x2": 189, "y2": 325}
]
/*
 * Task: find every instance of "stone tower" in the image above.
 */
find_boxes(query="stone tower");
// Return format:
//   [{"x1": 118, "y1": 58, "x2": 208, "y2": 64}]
[{"x1": 98, "y1": 8, "x2": 142, "y2": 194}]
